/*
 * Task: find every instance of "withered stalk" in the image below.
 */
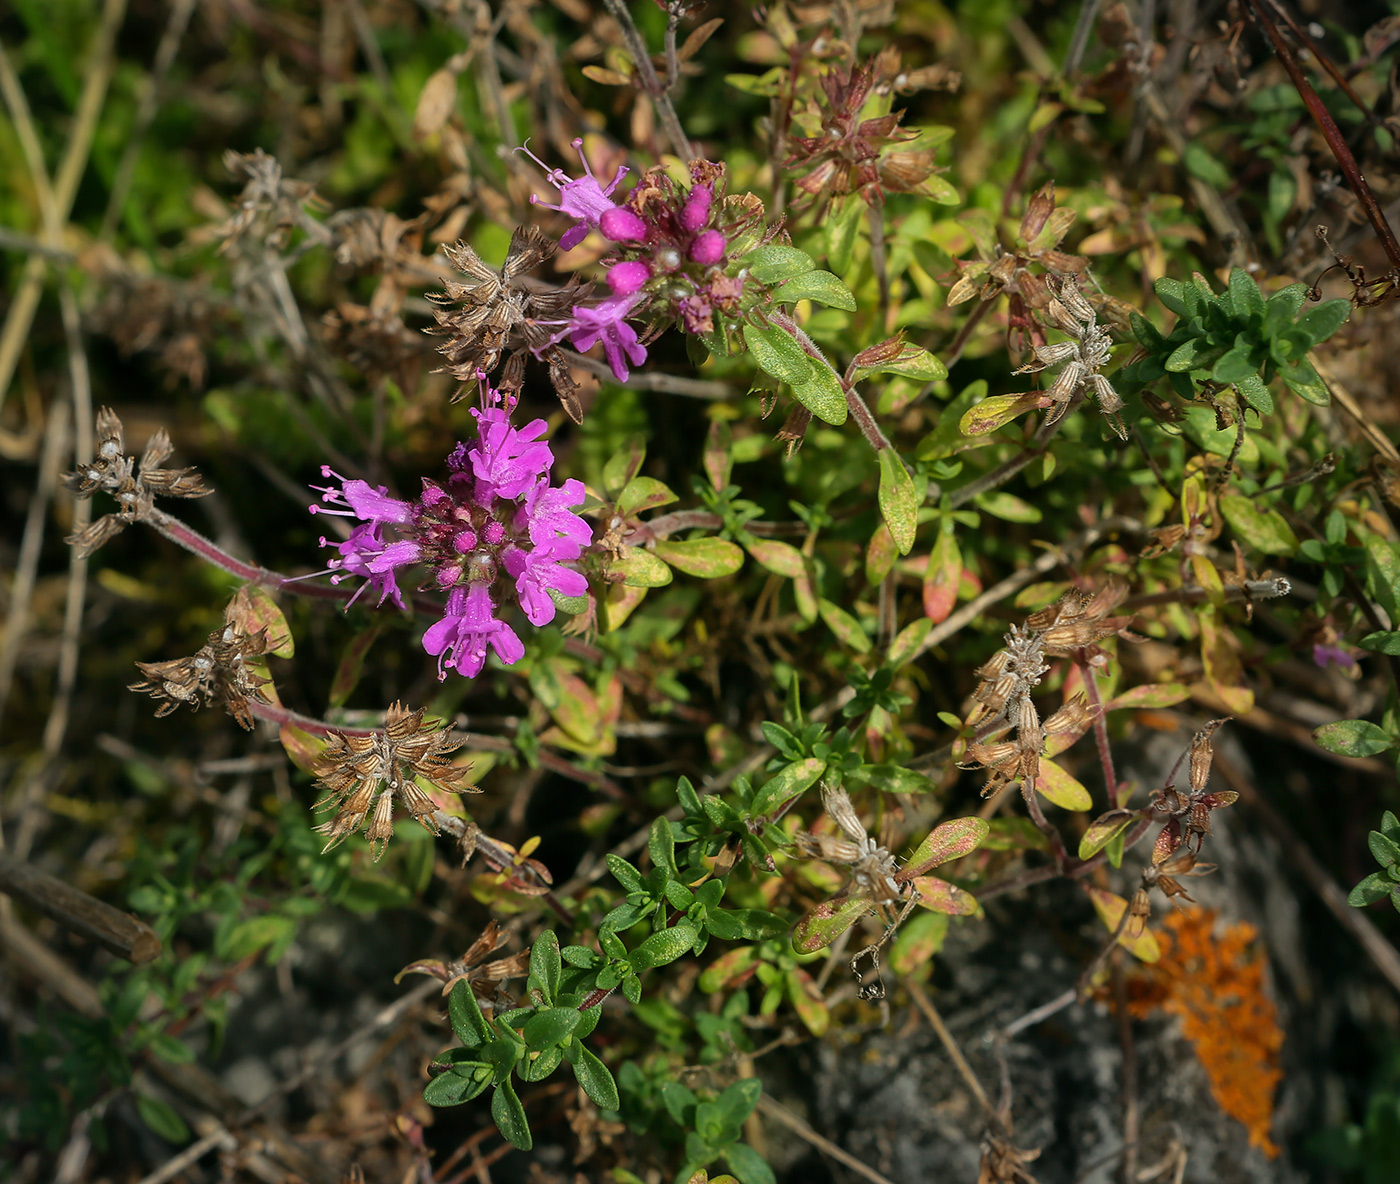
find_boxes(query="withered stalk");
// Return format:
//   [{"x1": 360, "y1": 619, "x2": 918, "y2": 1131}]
[{"x1": 0, "y1": 855, "x2": 161, "y2": 964}]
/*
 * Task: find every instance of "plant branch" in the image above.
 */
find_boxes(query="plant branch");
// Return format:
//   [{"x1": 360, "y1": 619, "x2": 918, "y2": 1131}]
[{"x1": 600, "y1": 0, "x2": 693, "y2": 160}]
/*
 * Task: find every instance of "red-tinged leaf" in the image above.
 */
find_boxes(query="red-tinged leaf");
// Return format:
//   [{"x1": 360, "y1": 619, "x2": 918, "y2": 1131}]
[
  {"x1": 887, "y1": 617, "x2": 931, "y2": 668},
  {"x1": 698, "y1": 947, "x2": 759, "y2": 993},
  {"x1": 958, "y1": 392, "x2": 1047, "y2": 437},
  {"x1": 922, "y1": 523, "x2": 961, "y2": 624},
  {"x1": 888, "y1": 911, "x2": 949, "y2": 976},
  {"x1": 1104, "y1": 682, "x2": 1192, "y2": 712},
  {"x1": 866, "y1": 521, "x2": 896, "y2": 585},
  {"x1": 328, "y1": 623, "x2": 381, "y2": 708},
  {"x1": 616, "y1": 476, "x2": 678, "y2": 518},
  {"x1": 703, "y1": 417, "x2": 732, "y2": 491},
  {"x1": 280, "y1": 724, "x2": 325, "y2": 774},
  {"x1": 786, "y1": 968, "x2": 830, "y2": 1036},
  {"x1": 601, "y1": 582, "x2": 647, "y2": 631},
  {"x1": 900, "y1": 816, "x2": 990, "y2": 878},
  {"x1": 1035, "y1": 759, "x2": 1093, "y2": 811},
  {"x1": 1086, "y1": 886, "x2": 1160, "y2": 962},
  {"x1": 792, "y1": 896, "x2": 872, "y2": 952},
  {"x1": 818, "y1": 598, "x2": 871, "y2": 652},
  {"x1": 227, "y1": 585, "x2": 293, "y2": 657},
  {"x1": 652, "y1": 537, "x2": 744, "y2": 578},
  {"x1": 745, "y1": 538, "x2": 807, "y2": 579},
  {"x1": 614, "y1": 547, "x2": 673, "y2": 588},
  {"x1": 910, "y1": 875, "x2": 979, "y2": 915},
  {"x1": 1045, "y1": 718, "x2": 1093, "y2": 757},
  {"x1": 1078, "y1": 809, "x2": 1137, "y2": 860}
]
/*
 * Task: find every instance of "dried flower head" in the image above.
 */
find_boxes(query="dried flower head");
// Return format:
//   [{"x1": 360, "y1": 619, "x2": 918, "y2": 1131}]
[
  {"x1": 1014, "y1": 278, "x2": 1125, "y2": 436},
  {"x1": 428, "y1": 227, "x2": 587, "y2": 421},
  {"x1": 216, "y1": 148, "x2": 329, "y2": 253},
  {"x1": 794, "y1": 784, "x2": 904, "y2": 903},
  {"x1": 129, "y1": 602, "x2": 272, "y2": 730},
  {"x1": 312, "y1": 702, "x2": 478, "y2": 860},
  {"x1": 63, "y1": 407, "x2": 211, "y2": 556}
]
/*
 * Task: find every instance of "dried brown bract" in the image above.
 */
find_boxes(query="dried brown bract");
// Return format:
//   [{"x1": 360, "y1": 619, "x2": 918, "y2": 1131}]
[
  {"x1": 217, "y1": 148, "x2": 329, "y2": 253},
  {"x1": 428, "y1": 226, "x2": 587, "y2": 421},
  {"x1": 130, "y1": 604, "x2": 272, "y2": 730},
  {"x1": 960, "y1": 581, "x2": 1134, "y2": 795},
  {"x1": 793, "y1": 784, "x2": 904, "y2": 903},
  {"x1": 1149, "y1": 719, "x2": 1238, "y2": 866},
  {"x1": 312, "y1": 702, "x2": 478, "y2": 860},
  {"x1": 948, "y1": 182, "x2": 1086, "y2": 312},
  {"x1": 394, "y1": 920, "x2": 527, "y2": 995},
  {"x1": 63, "y1": 407, "x2": 211, "y2": 557},
  {"x1": 1014, "y1": 278, "x2": 1125, "y2": 437}
]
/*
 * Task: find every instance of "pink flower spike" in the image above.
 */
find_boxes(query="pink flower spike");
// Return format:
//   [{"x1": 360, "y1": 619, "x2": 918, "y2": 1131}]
[
  {"x1": 607, "y1": 261, "x2": 652, "y2": 297},
  {"x1": 689, "y1": 229, "x2": 726, "y2": 266},
  {"x1": 504, "y1": 539, "x2": 589, "y2": 626},
  {"x1": 423, "y1": 584, "x2": 525, "y2": 680},
  {"x1": 516, "y1": 137, "x2": 628, "y2": 251}
]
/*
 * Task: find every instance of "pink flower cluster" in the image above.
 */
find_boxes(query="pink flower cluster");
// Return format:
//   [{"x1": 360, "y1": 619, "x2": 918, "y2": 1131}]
[
  {"x1": 519, "y1": 140, "x2": 753, "y2": 383},
  {"x1": 309, "y1": 384, "x2": 589, "y2": 679}
]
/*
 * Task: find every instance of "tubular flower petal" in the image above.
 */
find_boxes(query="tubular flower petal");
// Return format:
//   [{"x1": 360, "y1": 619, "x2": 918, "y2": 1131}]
[{"x1": 517, "y1": 138, "x2": 628, "y2": 251}]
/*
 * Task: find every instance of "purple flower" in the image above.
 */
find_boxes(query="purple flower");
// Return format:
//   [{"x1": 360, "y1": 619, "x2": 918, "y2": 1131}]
[
  {"x1": 553, "y1": 293, "x2": 648, "y2": 383},
  {"x1": 309, "y1": 469, "x2": 420, "y2": 608},
  {"x1": 680, "y1": 184, "x2": 712, "y2": 233},
  {"x1": 600, "y1": 206, "x2": 648, "y2": 243},
  {"x1": 422, "y1": 583, "x2": 525, "y2": 679},
  {"x1": 309, "y1": 382, "x2": 593, "y2": 681},
  {"x1": 465, "y1": 394, "x2": 554, "y2": 500},
  {"x1": 1313, "y1": 643, "x2": 1357, "y2": 670},
  {"x1": 517, "y1": 138, "x2": 628, "y2": 251}
]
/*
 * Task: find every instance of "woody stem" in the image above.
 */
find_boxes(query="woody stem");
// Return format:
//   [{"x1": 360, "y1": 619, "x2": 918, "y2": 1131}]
[{"x1": 1082, "y1": 662, "x2": 1120, "y2": 807}]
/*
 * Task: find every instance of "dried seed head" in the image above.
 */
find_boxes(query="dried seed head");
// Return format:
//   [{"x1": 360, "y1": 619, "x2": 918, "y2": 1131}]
[
  {"x1": 129, "y1": 610, "x2": 271, "y2": 730},
  {"x1": 63, "y1": 407, "x2": 211, "y2": 556},
  {"x1": 312, "y1": 702, "x2": 478, "y2": 860}
]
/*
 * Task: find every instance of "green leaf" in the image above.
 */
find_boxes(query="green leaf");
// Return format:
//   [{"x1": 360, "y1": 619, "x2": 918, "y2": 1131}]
[
  {"x1": 1370, "y1": 830, "x2": 1400, "y2": 868},
  {"x1": 652, "y1": 537, "x2": 745, "y2": 578},
  {"x1": 888, "y1": 910, "x2": 949, "y2": 976},
  {"x1": 973, "y1": 491, "x2": 1042, "y2": 523},
  {"x1": 746, "y1": 244, "x2": 817, "y2": 284},
  {"x1": 423, "y1": 1063, "x2": 492, "y2": 1105},
  {"x1": 1296, "y1": 299, "x2": 1350, "y2": 344},
  {"x1": 629, "y1": 920, "x2": 701, "y2": 970},
  {"x1": 492, "y1": 1079, "x2": 533, "y2": 1150},
  {"x1": 1078, "y1": 809, "x2": 1137, "y2": 860},
  {"x1": 776, "y1": 269, "x2": 857, "y2": 310},
  {"x1": 615, "y1": 547, "x2": 674, "y2": 588},
  {"x1": 1313, "y1": 719, "x2": 1397, "y2": 758},
  {"x1": 1228, "y1": 269, "x2": 1264, "y2": 318},
  {"x1": 715, "y1": 1078, "x2": 763, "y2": 1127},
  {"x1": 792, "y1": 896, "x2": 870, "y2": 952},
  {"x1": 852, "y1": 762, "x2": 935, "y2": 794},
  {"x1": 1235, "y1": 373, "x2": 1273, "y2": 415},
  {"x1": 574, "y1": 1045, "x2": 620, "y2": 1110},
  {"x1": 1211, "y1": 346, "x2": 1258, "y2": 384},
  {"x1": 726, "y1": 1141, "x2": 778, "y2": 1184},
  {"x1": 1155, "y1": 277, "x2": 1189, "y2": 316},
  {"x1": 742, "y1": 322, "x2": 813, "y2": 387},
  {"x1": 818, "y1": 597, "x2": 871, "y2": 652},
  {"x1": 1349, "y1": 870, "x2": 1398, "y2": 907},
  {"x1": 726, "y1": 908, "x2": 790, "y2": 941},
  {"x1": 1034, "y1": 759, "x2": 1093, "y2": 811},
  {"x1": 136, "y1": 1092, "x2": 190, "y2": 1144},
  {"x1": 449, "y1": 980, "x2": 490, "y2": 1048},
  {"x1": 616, "y1": 475, "x2": 678, "y2": 517},
  {"x1": 878, "y1": 449, "x2": 918, "y2": 556},
  {"x1": 790, "y1": 358, "x2": 849, "y2": 425},
  {"x1": 522, "y1": 1006, "x2": 581, "y2": 1050},
  {"x1": 903, "y1": 816, "x2": 989, "y2": 872},
  {"x1": 854, "y1": 343, "x2": 947, "y2": 382},
  {"x1": 649, "y1": 816, "x2": 677, "y2": 875},
  {"x1": 1360, "y1": 632, "x2": 1400, "y2": 656},
  {"x1": 827, "y1": 197, "x2": 863, "y2": 274},
  {"x1": 887, "y1": 617, "x2": 932, "y2": 667},
  {"x1": 1103, "y1": 682, "x2": 1192, "y2": 711},
  {"x1": 1219, "y1": 495, "x2": 1299, "y2": 555},
  {"x1": 749, "y1": 757, "x2": 825, "y2": 816},
  {"x1": 1280, "y1": 357, "x2": 1329, "y2": 405},
  {"x1": 606, "y1": 853, "x2": 646, "y2": 893},
  {"x1": 958, "y1": 392, "x2": 1045, "y2": 436},
  {"x1": 148, "y1": 1032, "x2": 195, "y2": 1065},
  {"x1": 745, "y1": 538, "x2": 807, "y2": 579},
  {"x1": 528, "y1": 931, "x2": 562, "y2": 1003},
  {"x1": 1366, "y1": 536, "x2": 1400, "y2": 624}
]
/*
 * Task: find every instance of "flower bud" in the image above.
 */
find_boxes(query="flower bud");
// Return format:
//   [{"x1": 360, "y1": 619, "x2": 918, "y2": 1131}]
[
  {"x1": 607, "y1": 260, "x2": 652, "y2": 296},
  {"x1": 688, "y1": 229, "x2": 726, "y2": 266},
  {"x1": 599, "y1": 206, "x2": 647, "y2": 242},
  {"x1": 679, "y1": 185, "x2": 712, "y2": 232}
]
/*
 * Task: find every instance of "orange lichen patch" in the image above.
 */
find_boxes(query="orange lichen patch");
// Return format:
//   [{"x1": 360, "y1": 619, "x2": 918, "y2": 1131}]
[{"x1": 1122, "y1": 909, "x2": 1283, "y2": 1158}]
